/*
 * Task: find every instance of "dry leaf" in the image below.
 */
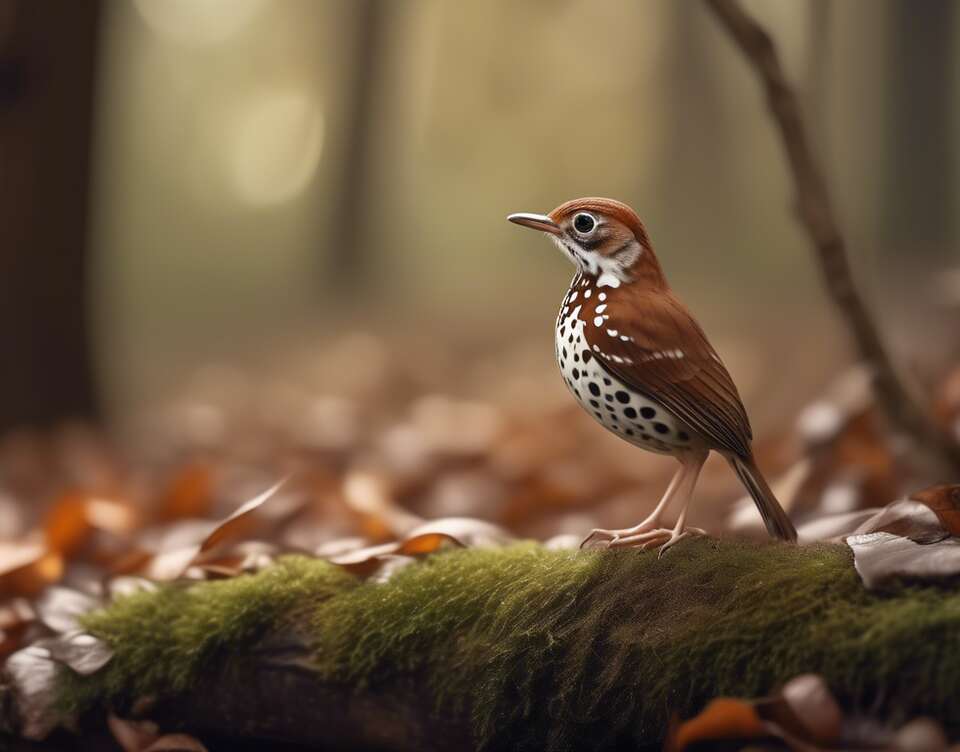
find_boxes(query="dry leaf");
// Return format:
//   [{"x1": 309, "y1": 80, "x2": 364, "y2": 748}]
[
  {"x1": 6, "y1": 644, "x2": 60, "y2": 739},
  {"x1": 109, "y1": 714, "x2": 160, "y2": 752},
  {"x1": 0, "y1": 540, "x2": 63, "y2": 597},
  {"x1": 763, "y1": 674, "x2": 843, "y2": 746},
  {"x1": 796, "y1": 508, "x2": 883, "y2": 543},
  {"x1": 157, "y1": 461, "x2": 216, "y2": 521},
  {"x1": 894, "y1": 717, "x2": 950, "y2": 752},
  {"x1": 910, "y1": 485, "x2": 960, "y2": 537},
  {"x1": 325, "y1": 517, "x2": 510, "y2": 578},
  {"x1": 144, "y1": 734, "x2": 208, "y2": 752},
  {"x1": 852, "y1": 500, "x2": 949, "y2": 544},
  {"x1": 35, "y1": 585, "x2": 100, "y2": 633},
  {"x1": 195, "y1": 478, "x2": 294, "y2": 558},
  {"x1": 342, "y1": 470, "x2": 423, "y2": 537},
  {"x1": 846, "y1": 498, "x2": 960, "y2": 588},
  {"x1": 667, "y1": 697, "x2": 766, "y2": 751},
  {"x1": 847, "y1": 533, "x2": 960, "y2": 589},
  {"x1": 40, "y1": 630, "x2": 113, "y2": 675}
]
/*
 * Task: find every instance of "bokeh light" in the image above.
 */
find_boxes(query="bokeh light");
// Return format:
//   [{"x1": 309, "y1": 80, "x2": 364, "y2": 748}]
[
  {"x1": 134, "y1": 0, "x2": 266, "y2": 46},
  {"x1": 226, "y1": 89, "x2": 324, "y2": 207}
]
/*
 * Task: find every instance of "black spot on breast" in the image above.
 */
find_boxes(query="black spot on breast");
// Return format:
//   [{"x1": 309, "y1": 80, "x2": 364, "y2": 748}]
[
  {"x1": 573, "y1": 353, "x2": 580, "y2": 362},
  {"x1": 678, "y1": 431, "x2": 690, "y2": 442},
  {"x1": 574, "y1": 389, "x2": 581, "y2": 399},
  {"x1": 562, "y1": 347, "x2": 567, "y2": 359},
  {"x1": 588, "y1": 383, "x2": 600, "y2": 397},
  {"x1": 582, "y1": 351, "x2": 592, "y2": 363},
  {"x1": 606, "y1": 404, "x2": 614, "y2": 412},
  {"x1": 624, "y1": 407, "x2": 637, "y2": 419},
  {"x1": 615, "y1": 391, "x2": 630, "y2": 404},
  {"x1": 594, "y1": 411, "x2": 603, "y2": 419},
  {"x1": 640, "y1": 407, "x2": 656, "y2": 419},
  {"x1": 605, "y1": 394, "x2": 613, "y2": 402},
  {"x1": 603, "y1": 378, "x2": 611, "y2": 386},
  {"x1": 654, "y1": 422, "x2": 669, "y2": 434},
  {"x1": 572, "y1": 368, "x2": 580, "y2": 379},
  {"x1": 590, "y1": 399, "x2": 599, "y2": 408},
  {"x1": 641, "y1": 433, "x2": 651, "y2": 441},
  {"x1": 560, "y1": 326, "x2": 566, "y2": 337},
  {"x1": 568, "y1": 334, "x2": 574, "y2": 344},
  {"x1": 625, "y1": 428, "x2": 634, "y2": 436}
]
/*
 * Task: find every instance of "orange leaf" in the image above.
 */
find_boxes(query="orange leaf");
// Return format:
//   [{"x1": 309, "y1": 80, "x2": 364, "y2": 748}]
[
  {"x1": 0, "y1": 541, "x2": 63, "y2": 597},
  {"x1": 911, "y1": 485, "x2": 960, "y2": 537},
  {"x1": 194, "y1": 478, "x2": 292, "y2": 560},
  {"x1": 157, "y1": 461, "x2": 216, "y2": 521},
  {"x1": 44, "y1": 492, "x2": 91, "y2": 557},
  {"x1": 669, "y1": 698, "x2": 766, "y2": 751},
  {"x1": 398, "y1": 532, "x2": 460, "y2": 555}
]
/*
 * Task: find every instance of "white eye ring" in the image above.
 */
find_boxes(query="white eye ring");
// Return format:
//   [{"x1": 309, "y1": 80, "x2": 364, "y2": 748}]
[{"x1": 573, "y1": 212, "x2": 597, "y2": 235}]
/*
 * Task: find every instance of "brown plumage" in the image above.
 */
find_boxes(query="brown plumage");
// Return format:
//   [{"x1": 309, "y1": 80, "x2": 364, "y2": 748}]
[{"x1": 508, "y1": 197, "x2": 796, "y2": 552}]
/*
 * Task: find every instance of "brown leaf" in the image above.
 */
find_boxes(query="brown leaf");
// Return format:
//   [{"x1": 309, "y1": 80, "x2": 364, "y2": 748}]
[
  {"x1": 108, "y1": 714, "x2": 159, "y2": 752},
  {"x1": 894, "y1": 718, "x2": 949, "y2": 752},
  {"x1": 910, "y1": 485, "x2": 960, "y2": 537},
  {"x1": 759, "y1": 674, "x2": 843, "y2": 746},
  {"x1": 44, "y1": 491, "x2": 138, "y2": 557},
  {"x1": 144, "y1": 734, "x2": 208, "y2": 752},
  {"x1": 0, "y1": 540, "x2": 63, "y2": 597},
  {"x1": 0, "y1": 598, "x2": 34, "y2": 658},
  {"x1": 667, "y1": 698, "x2": 766, "y2": 751},
  {"x1": 853, "y1": 500, "x2": 949, "y2": 544},
  {"x1": 401, "y1": 517, "x2": 512, "y2": 548},
  {"x1": 157, "y1": 460, "x2": 216, "y2": 521},
  {"x1": 43, "y1": 491, "x2": 93, "y2": 557},
  {"x1": 325, "y1": 517, "x2": 510, "y2": 578},
  {"x1": 342, "y1": 470, "x2": 423, "y2": 538},
  {"x1": 40, "y1": 630, "x2": 113, "y2": 675},
  {"x1": 196, "y1": 478, "x2": 293, "y2": 557},
  {"x1": 35, "y1": 586, "x2": 100, "y2": 633},
  {"x1": 847, "y1": 532, "x2": 960, "y2": 589},
  {"x1": 6, "y1": 644, "x2": 61, "y2": 739}
]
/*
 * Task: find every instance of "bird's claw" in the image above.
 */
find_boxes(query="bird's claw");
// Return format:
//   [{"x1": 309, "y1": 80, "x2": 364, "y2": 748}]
[
  {"x1": 581, "y1": 526, "x2": 706, "y2": 555},
  {"x1": 581, "y1": 525, "x2": 656, "y2": 549}
]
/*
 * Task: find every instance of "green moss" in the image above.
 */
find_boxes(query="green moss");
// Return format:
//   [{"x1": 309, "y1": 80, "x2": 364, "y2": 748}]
[
  {"x1": 62, "y1": 540, "x2": 960, "y2": 750},
  {"x1": 63, "y1": 556, "x2": 357, "y2": 716}
]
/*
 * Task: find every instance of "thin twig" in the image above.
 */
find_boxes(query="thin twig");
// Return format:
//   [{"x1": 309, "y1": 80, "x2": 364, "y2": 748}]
[{"x1": 703, "y1": 0, "x2": 960, "y2": 473}]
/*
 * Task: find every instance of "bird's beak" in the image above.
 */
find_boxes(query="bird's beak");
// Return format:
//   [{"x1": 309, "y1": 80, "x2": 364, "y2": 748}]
[{"x1": 507, "y1": 212, "x2": 561, "y2": 236}]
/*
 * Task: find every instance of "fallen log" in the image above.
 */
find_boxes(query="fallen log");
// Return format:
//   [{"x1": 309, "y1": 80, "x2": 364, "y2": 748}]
[{"x1": 5, "y1": 540, "x2": 960, "y2": 750}]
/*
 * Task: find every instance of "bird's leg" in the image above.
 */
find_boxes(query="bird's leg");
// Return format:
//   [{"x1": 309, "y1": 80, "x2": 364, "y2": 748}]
[
  {"x1": 642, "y1": 451, "x2": 708, "y2": 555},
  {"x1": 580, "y1": 464, "x2": 686, "y2": 548},
  {"x1": 588, "y1": 450, "x2": 708, "y2": 551}
]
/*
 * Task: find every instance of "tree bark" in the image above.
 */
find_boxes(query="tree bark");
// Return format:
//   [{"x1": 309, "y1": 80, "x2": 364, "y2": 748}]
[
  {"x1": 0, "y1": 0, "x2": 101, "y2": 429},
  {"x1": 883, "y1": 0, "x2": 956, "y2": 263},
  {"x1": 322, "y1": 0, "x2": 390, "y2": 294}
]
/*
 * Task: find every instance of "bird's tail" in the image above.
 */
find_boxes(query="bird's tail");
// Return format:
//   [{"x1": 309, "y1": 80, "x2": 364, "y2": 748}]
[{"x1": 730, "y1": 455, "x2": 797, "y2": 542}]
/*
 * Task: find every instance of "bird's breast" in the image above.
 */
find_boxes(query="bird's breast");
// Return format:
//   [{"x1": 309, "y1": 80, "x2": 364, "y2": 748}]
[{"x1": 555, "y1": 280, "x2": 695, "y2": 455}]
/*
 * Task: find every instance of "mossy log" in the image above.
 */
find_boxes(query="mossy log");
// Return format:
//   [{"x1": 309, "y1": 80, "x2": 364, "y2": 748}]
[{"x1": 9, "y1": 540, "x2": 960, "y2": 750}]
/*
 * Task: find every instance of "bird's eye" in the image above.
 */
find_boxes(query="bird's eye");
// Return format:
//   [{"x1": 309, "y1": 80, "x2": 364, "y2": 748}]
[{"x1": 573, "y1": 213, "x2": 596, "y2": 234}]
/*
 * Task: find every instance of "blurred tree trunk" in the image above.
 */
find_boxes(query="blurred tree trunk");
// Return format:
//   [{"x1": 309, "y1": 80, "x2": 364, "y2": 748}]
[
  {"x1": 323, "y1": 0, "x2": 389, "y2": 293},
  {"x1": 0, "y1": 0, "x2": 101, "y2": 429},
  {"x1": 882, "y1": 0, "x2": 956, "y2": 263}
]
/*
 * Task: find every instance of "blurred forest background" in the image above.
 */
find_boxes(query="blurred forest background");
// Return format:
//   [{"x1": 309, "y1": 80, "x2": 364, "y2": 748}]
[{"x1": 1, "y1": 0, "x2": 958, "y2": 454}]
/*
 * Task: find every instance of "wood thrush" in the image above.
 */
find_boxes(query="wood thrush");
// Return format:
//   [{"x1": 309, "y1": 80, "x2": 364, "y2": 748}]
[{"x1": 508, "y1": 197, "x2": 797, "y2": 553}]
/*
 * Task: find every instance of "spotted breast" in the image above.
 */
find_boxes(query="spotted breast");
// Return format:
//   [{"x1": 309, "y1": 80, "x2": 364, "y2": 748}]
[{"x1": 555, "y1": 273, "x2": 697, "y2": 455}]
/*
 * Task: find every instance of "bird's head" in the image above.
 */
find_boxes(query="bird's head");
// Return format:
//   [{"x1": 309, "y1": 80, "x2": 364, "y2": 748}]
[{"x1": 508, "y1": 197, "x2": 665, "y2": 287}]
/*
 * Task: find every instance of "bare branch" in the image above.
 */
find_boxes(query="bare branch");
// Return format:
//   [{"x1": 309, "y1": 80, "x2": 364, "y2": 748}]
[{"x1": 703, "y1": 0, "x2": 960, "y2": 474}]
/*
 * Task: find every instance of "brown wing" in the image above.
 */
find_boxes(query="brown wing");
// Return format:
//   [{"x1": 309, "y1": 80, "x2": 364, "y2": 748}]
[{"x1": 582, "y1": 288, "x2": 753, "y2": 457}]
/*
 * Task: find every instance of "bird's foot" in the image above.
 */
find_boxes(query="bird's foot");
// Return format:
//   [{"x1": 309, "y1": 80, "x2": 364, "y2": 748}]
[
  {"x1": 581, "y1": 525, "x2": 706, "y2": 554},
  {"x1": 580, "y1": 522, "x2": 660, "y2": 549}
]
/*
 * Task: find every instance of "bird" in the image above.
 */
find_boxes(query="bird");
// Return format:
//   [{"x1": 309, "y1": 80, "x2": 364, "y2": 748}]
[{"x1": 508, "y1": 197, "x2": 797, "y2": 553}]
